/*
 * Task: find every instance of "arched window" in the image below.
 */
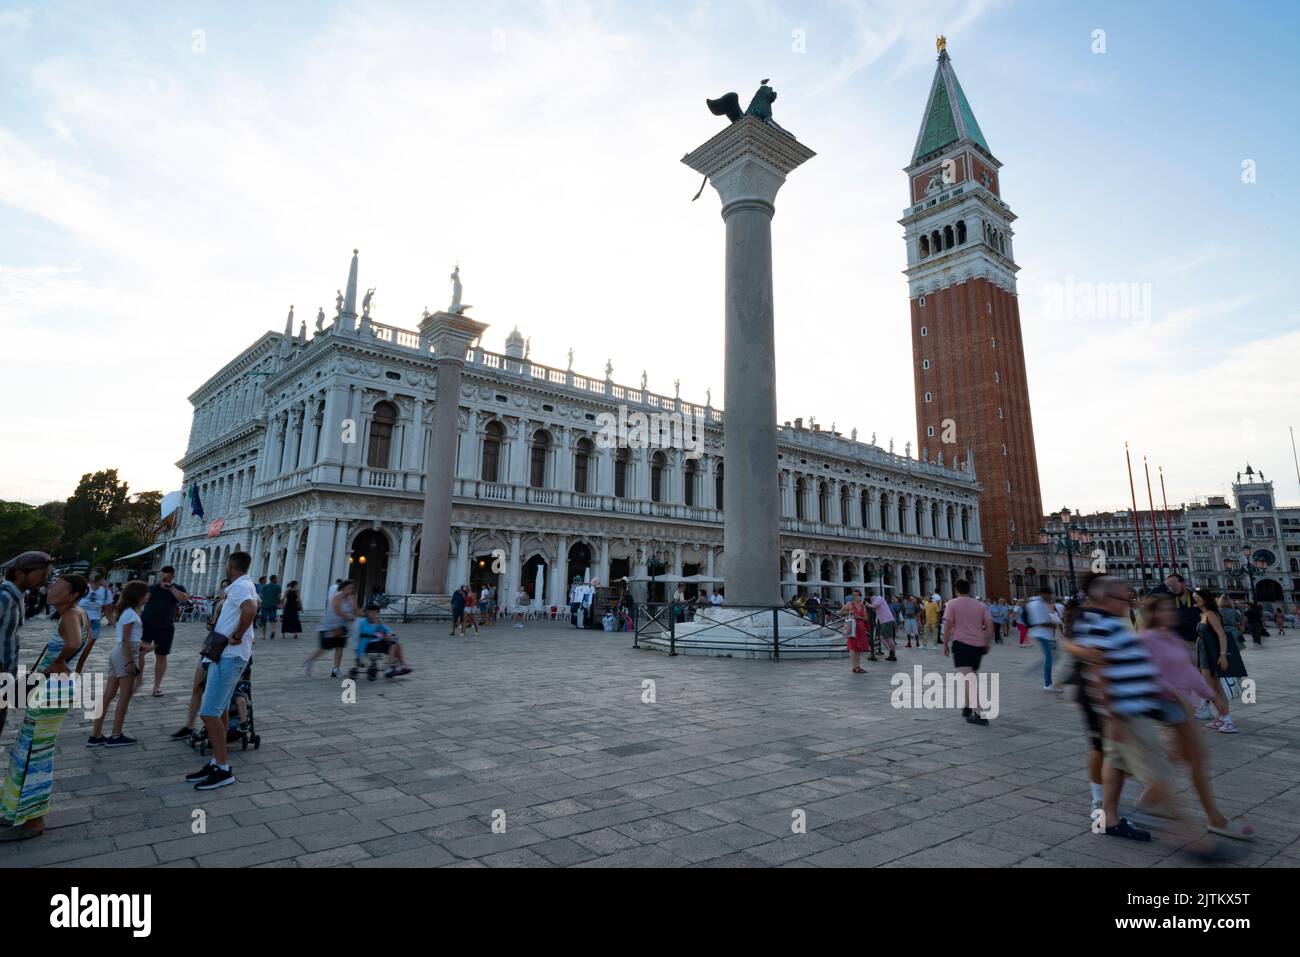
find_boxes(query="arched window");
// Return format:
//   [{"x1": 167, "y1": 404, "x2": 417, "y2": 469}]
[
  {"x1": 879, "y1": 492, "x2": 890, "y2": 530},
  {"x1": 615, "y1": 447, "x2": 630, "y2": 498},
  {"x1": 961, "y1": 507, "x2": 970, "y2": 541},
  {"x1": 898, "y1": 495, "x2": 908, "y2": 532},
  {"x1": 860, "y1": 489, "x2": 870, "y2": 527},
  {"x1": 915, "y1": 498, "x2": 924, "y2": 534},
  {"x1": 947, "y1": 506, "x2": 956, "y2": 539},
  {"x1": 795, "y1": 477, "x2": 807, "y2": 520},
  {"x1": 481, "y1": 421, "x2": 505, "y2": 482},
  {"x1": 944, "y1": 225, "x2": 954, "y2": 249},
  {"x1": 956, "y1": 220, "x2": 966, "y2": 244},
  {"x1": 931, "y1": 230, "x2": 942, "y2": 253},
  {"x1": 573, "y1": 437, "x2": 594, "y2": 494},
  {"x1": 840, "y1": 485, "x2": 852, "y2": 525},
  {"x1": 366, "y1": 401, "x2": 397, "y2": 469},
  {"x1": 650, "y1": 451, "x2": 666, "y2": 503},
  {"x1": 919, "y1": 235, "x2": 930, "y2": 258},
  {"x1": 530, "y1": 430, "x2": 550, "y2": 488},
  {"x1": 684, "y1": 458, "x2": 698, "y2": 506},
  {"x1": 715, "y1": 462, "x2": 724, "y2": 511}
]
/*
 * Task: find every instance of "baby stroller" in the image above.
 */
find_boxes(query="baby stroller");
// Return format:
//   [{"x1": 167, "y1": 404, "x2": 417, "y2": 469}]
[{"x1": 189, "y1": 661, "x2": 261, "y2": 755}]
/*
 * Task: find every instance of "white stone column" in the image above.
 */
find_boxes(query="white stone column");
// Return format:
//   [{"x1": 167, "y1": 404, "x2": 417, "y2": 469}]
[
  {"x1": 300, "y1": 519, "x2": 334, "y2": 609},
  {"x1": 507, "y1": 531, "x2": 523, "y2": 604},
  {"x1": 391, "y1": 523, "x2": 414, "y2": 595},
  {"x1": 682, "y1": 119, "x2": 811, "y2": 603},
  {"x1": 329, "y1": 520, "x2": 350, "y2": 588},
  {"x1": 550, "y1": 535, "x2": 569, "y2": 609},
  {"x1": 416, "y1": 312, "x2": 488, "y2": 594},
  {"x1": 284, "y1": 525, "x2": 302, "y2": 585},
  {"x1": 599, "y1": 539, "x2": 611, "y2": 584}
]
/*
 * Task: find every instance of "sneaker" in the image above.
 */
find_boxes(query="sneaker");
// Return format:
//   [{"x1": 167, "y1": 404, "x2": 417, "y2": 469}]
[
  {"x1": 1205, "y1": 718, "x2": 1224, "y2": 730},
  {"x1": 965, "y1": 713, "x2": 990, "y2": 726},
  {"x1": 1217, "y1": 718, "x2": 1238, "y2": 734},
  {"x1": 185, "y1": 761, "x2": 217, "y2": 782},
  {"x1": 330, "y1": 668, "x2": 343, "y2": 679},
  {"x1": 303, "y1": 659, "x2": 313, "y2": 677},
  {"x1": 1044, "y1": 685, "x2": 1063, "y2": 693},
  {"x1": 1193, "y1": 703, "x2": 1213, "y2": 720},
  {"x1": 85, "y1": 735, "x2": 106, "y2": 748},
  {"x1": 170, "y1": 726, "x2": 194, "y2": 740},
  {"x1": 104, "y1": 734, "x2": 137, "y2": 748},
  {"x1": 194, "y1": 766, "x2": 235, "y2": 791}
]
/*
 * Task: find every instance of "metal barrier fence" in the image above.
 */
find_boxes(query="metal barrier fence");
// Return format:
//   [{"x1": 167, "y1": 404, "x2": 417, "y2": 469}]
[
  {"x1": 384, "y1": 594, "x2": 455, "y2": 623},
  {"x1": 632, "y1": 602, "x2": 849, "y2": 659}
]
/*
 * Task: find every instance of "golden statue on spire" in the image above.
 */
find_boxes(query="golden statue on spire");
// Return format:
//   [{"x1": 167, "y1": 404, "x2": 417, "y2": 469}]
[{"x1": 936, "y1": 35, "x2": 947, "y2": 54}]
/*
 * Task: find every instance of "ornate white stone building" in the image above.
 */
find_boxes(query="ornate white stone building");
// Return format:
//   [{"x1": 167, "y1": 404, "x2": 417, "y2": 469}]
[{"x1": 164, "y1": 253, "x2": 988, "y2": 612}]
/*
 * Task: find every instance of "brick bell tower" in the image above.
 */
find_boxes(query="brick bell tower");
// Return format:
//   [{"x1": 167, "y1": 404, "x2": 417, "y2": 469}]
[{"x1": 901, "y1": 37, "x2": 1043, "y2": 599}]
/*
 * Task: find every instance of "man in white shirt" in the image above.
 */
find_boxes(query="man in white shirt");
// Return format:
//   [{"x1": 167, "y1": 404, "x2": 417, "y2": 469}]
[
  {"x1": 710, "y1": 590, "x2": 724, "y2": 607},
  {"x1": 185, "y1": 550, "x2": 257, "y2": 791},
  {"x1": 78, "y1": 570, "x2": 115, "y2": 641},
  {"x1": 1025, "y1": 586, "x2": 1062, "y2": 692}
]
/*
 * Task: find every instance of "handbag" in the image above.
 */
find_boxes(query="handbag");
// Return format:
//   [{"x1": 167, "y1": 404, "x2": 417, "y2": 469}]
[{"x1": 200, "y1": 628, "x2": 228, "y2": 663}]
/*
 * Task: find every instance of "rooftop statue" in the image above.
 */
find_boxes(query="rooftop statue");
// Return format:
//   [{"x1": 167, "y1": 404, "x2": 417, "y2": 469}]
[
  {"x1": 449, "y1": 265, "x2": 472, "y2": 315},
  {"x1": 641, "y1": 370, "x2": 648, "y2": 391},
  {"x1": 706, "y1": 387, "x2": 712, "y2": 406},
  {"x1": 316, "y1": 307, "x2": 325, "y2": 332},
  {"x1": 335, "y1": 289, "x2": 344, "y2": 317},
  {"x1": 605, "y1": 359, "x2": 613, "y2": 379},
  {"x1": 705, "y1": 79, "x2": 794, "y2": 138},
  {"x1": 362, "y1": 287, "x2": 375, "y2": 318},
  {"x1": 567, "y1": 348, "x2": 574, "y2": 370}
]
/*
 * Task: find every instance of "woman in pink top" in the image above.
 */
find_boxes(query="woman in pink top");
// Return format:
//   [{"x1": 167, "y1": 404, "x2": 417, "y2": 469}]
[{"x1": 1137, "y1": 594, "x2": 1253, "y2": 841}]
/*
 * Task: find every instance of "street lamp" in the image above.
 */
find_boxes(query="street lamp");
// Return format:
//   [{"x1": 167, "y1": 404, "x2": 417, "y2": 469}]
[
  {"x1": 1041, "y1": 521, "x2": 1090, "y2": 597},
  {"x1": 1240, "y1": 547, "x2": 1269, "y2": 602},
  {"x1": 640, "y1": 545, "x2": 671, "y2": 603}
]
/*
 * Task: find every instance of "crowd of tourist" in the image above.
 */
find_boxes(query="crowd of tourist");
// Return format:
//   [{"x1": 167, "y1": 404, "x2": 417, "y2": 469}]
[{"x1": 0, "y1": 541, "x2": 1291, "y2": 855}]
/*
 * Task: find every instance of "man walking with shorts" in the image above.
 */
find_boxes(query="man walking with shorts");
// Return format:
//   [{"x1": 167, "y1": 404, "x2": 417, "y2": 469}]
[
  {"x1": 943, "y1": 579, "x2": 994, "y2": 725},
  {"x1": 142, "y1": 565, "x2": 188, "y2": 697},
  {"x1": 184, "y1": 551, "x2": 256, "y2": 791},
  {"x1": 259, "y1": 575, "x2": 282, "y2": 640}
]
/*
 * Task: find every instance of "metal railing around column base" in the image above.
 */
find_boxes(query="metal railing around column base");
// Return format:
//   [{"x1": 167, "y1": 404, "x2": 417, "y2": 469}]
[{"x1": 632, "y1": 602, "x2": 847, "y2": 659}]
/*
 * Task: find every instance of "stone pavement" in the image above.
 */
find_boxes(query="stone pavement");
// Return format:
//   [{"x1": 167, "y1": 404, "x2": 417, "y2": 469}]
[{"x1": 3, "y1": 616, "x2": 1299, "y2": 868}]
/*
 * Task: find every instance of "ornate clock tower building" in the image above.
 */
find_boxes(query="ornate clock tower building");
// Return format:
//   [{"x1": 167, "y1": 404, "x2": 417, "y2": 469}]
[{"x1": 901, "y1": 38, "x2": 1043, "y2": 599}]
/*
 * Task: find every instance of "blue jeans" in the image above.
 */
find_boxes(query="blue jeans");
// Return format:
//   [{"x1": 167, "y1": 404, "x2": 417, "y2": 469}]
[{"x1": 1036, "y1": 637, "x2": 1054, "y2": 687}]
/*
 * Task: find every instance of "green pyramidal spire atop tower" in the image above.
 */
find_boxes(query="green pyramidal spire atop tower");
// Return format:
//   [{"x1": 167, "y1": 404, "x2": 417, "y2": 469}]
[{"x1": 911, "y1": 39, "x2": 991, "y2": 164}]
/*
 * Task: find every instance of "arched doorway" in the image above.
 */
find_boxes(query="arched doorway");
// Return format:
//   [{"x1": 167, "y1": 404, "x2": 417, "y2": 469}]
[
  {"x1": 521, "y1": 554, "x2": 547, "y2": 607},
  {"x1": 469, "y1": 551, "x2": 502, "y2": 593},
  {"x1": 1254, "y1": 578, "x2": 1283, "y2": 603},
  {"x1": 567, "y1": 542, "x2": 593, "y2": 588},
  {"x1": 348, "y1": 529, "x2": 390, "y2": 606}
]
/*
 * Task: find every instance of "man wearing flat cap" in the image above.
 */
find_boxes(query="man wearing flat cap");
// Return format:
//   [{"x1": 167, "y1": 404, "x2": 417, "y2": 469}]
[{"x1": 0, "y1": 551, "x2": 55, "y2": 738}]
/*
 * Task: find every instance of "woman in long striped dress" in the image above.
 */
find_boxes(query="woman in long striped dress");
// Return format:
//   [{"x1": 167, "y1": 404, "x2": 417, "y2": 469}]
[{"x1": 0, "y1": 574, "x2": 88, "y2": 842}]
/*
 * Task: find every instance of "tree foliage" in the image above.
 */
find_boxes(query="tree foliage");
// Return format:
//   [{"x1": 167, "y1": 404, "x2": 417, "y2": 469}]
[{"x1": 0, "y1": 501, "x2": 62, "y2": 562}]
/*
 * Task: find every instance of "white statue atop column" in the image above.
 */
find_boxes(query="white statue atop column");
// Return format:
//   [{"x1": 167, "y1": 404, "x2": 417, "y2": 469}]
[
  {"x1": 449, "y1": 265, "x2": 473, "y2": 315},
  {"x1": 316, "y1": 307, "x2": 325, "y2": 332},
  {"x1": 335, "y1": 290, "x2": 344, "y2": 317},
  {"x1": 567, "y1": 348, "x2": 574, "y2": 370},
  {"x1": 362, "y1": 288, "x2": 375, "y2": 318},
  {"x1": 605, "y1": 359, "x2": 613, "y2": 380},
  {"x1": 640, "y1": 370, "x2": 648, "y2": 391}
]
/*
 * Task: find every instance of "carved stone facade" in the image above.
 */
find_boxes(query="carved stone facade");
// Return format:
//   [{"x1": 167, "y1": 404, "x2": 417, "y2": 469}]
[{"x1": 166, "y1": 266, "x2": 988, "y2": 612}]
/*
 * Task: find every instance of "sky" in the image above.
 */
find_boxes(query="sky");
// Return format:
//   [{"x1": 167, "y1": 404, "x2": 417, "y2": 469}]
[{"x1": 2, "y1": 0, "x2": 1298, "y2": 515}]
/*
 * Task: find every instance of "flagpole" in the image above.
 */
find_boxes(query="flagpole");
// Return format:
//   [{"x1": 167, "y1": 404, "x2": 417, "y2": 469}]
[
  {"x1": 1125, "y1": 443, "x2": 1147, "y2": 591},
  {"x1": 1158, "y1": 465, "x2": 1177, "y2": 580},
  {"x1": 1143, "y1": 456, "x2": 1164, "y2": 581}
]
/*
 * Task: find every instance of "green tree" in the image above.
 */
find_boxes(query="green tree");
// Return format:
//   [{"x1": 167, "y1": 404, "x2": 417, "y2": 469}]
[
  {"x1": 0, "y1": 501, "x2": 63, "y2": 561},
  {"x1": 62, "y1": 470, "x2": 130, "y2": 559}
]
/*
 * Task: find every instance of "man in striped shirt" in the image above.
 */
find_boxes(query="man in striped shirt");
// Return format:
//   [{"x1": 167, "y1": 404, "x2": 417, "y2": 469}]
[{"x1": 1072, "y1": 575, "x2": 1206, "y2": 850}]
